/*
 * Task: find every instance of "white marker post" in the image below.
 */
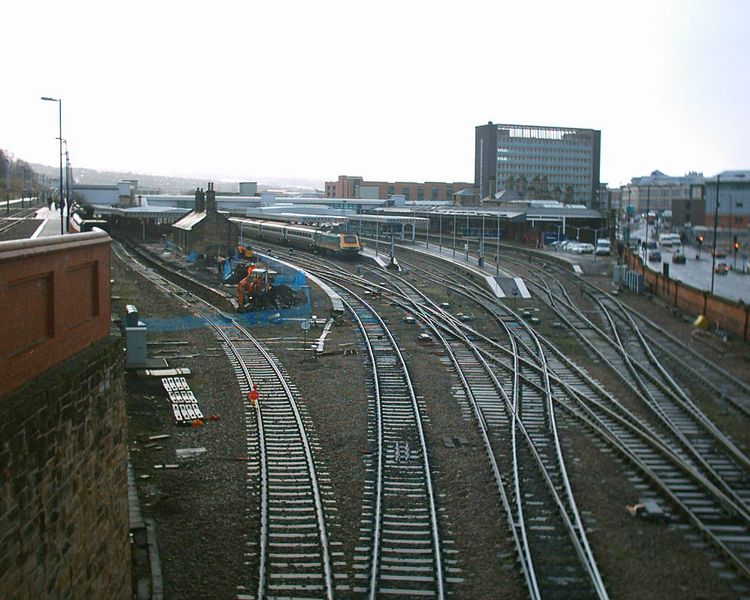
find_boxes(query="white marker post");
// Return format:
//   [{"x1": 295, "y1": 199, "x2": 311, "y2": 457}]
[{"x1": 301, "y1": 318, "x2": 311, "y2": 352}]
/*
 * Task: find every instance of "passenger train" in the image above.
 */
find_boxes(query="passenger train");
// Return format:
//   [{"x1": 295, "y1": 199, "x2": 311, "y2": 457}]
[{"x1": 239, "y1": 219, "x2": 363, "y2": 258}]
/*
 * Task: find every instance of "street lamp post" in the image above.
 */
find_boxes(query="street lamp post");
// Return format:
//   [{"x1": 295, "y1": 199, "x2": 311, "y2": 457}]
[
  {"x1": 438, "y1": 213, "x2": 442, "y2": 252},
  {"x1": 496, "y1": 212, "x2": 500, "y2": 275},
  {"x1": 4, "y1": 155, "x2": 10, "y2": 216},
  {"x1": 453, "y1": 213, "x2": 456, "y2": 258},
  {"x1": 41, "y1": 96, "x2": 64, "y2": 235},
  {"x1": 426, "y1": 213, "x2": 429, "y2": 249},
  {"x1": 477, "y1": 214, "x2": 484, "y2": 267},
  {"x1": 64, "y1": 142, "x2": 71, "y2": 231},
  {"x1": 644, "y1": 185, "x2": 651, "y2": 262},
  {"x1": 710, "y1": 174, "x2": 721, "y2": 294}
]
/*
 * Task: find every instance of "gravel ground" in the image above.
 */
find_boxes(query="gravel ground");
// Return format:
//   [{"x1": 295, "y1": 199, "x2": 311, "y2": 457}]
[{"x1": 116, "y1": 243, "x2": 750, "y2": 599}]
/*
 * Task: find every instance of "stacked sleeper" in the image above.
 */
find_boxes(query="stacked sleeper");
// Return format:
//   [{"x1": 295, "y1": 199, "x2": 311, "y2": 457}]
[{"x1": 161, "y1": 377, "x2": 204, "y2": 424}]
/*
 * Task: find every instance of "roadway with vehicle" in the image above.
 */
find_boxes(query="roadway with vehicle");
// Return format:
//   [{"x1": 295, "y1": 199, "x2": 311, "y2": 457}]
[{"x1": 632, "y1": 225, "x2": 750, "y2": 303}]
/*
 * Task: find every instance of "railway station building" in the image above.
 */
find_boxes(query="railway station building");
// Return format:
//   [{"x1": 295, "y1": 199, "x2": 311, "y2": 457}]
[{"x1": 171, "y1": 183, "x2": 239, "y2": 256}]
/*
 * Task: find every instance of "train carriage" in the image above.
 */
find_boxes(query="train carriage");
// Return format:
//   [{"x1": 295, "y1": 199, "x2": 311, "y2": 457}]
[
  {"x1": 260, "y1": 221, "x2": 286, "y2": 241},
  {"x1": 285, "y1": 225, "x2": 316, "y2": 250},
  {"x1": 238, "y1": 218, "x2": 362, "y2": 258}
]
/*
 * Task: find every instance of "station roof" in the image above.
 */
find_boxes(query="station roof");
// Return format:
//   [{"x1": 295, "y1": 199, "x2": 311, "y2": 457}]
[
  {"x1": 411, "y1": 206, "x2": 527, "y2": 222},
  {"x1": 232, "y1": 213, "x2": 347, "y2": 225},
  {"x1": 173, "y1": 211, "x2": 207, "y2": 231},
  {"x1": 91, "y1": 205, "x2": 189, "y2": 219},
  {"x1": 351, "y1": 213, "x2": 429, "y2": 225},
  {"x1": 524, "y1": 206, "x2": 602, "y2": 219},
  {"x1": 705, "y1": 170, "x2": 750, "y2": 184}
]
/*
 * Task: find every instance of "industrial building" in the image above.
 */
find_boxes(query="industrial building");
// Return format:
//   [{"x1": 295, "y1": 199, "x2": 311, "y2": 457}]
[
  {"x1": 325, "y1": 175, "x2": 473, "y2": 202},
  {"x1": 620, "y1": 170, "x2": 705, "y2": 227},
  {"x1": 704, "y1": 171, "x2": 750, "y2": 229},
  {"x1": 475, "y1": 122, "x2": 601, "y2": 207}
]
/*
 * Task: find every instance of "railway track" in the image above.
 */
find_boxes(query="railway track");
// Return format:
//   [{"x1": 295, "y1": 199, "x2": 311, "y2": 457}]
[
  {"x1": 519, "y1": 261, "x2": 750, "y2": 505},
  {"x1": 345, "y1": 262, "x2": 608, "y2": 598},
  {"x1": 0, "y1": 206, "x2": 39, "y2": 236},
  {"x1": 320, "y1": 277, "x2": 445, "y2": 598},
  {"x1": 507, "y1": 249, "x2": 750, "y2": 418},
  {"x1": 112, "y1": 242, "x2": 335, "y2": 599},
  {"x1": 406, "y1": 252, "x2": 750, "y2": 588},
  {"x1": 114, "y1": 232, "x2": 750, "y2": 596}
]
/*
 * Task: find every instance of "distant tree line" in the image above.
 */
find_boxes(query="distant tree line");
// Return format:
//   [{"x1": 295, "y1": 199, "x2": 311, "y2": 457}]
[{"x1": 1, "y1": 148, "x2": 49, "y2": 199}]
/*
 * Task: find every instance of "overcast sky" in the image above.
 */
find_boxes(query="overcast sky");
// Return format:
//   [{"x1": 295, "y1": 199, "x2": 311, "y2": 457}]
[{"x1": 2, "y1": 0, "x2": 748, "y2": 188}]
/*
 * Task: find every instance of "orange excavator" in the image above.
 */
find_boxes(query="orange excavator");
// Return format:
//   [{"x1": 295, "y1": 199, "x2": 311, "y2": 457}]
[{"x1": 237, "y1": 265, "x2": 270, "y2": 309}]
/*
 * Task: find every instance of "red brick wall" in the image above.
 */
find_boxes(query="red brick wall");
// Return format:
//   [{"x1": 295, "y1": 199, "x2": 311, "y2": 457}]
[
  {"x1": 0, "y1": 232, "x2": 111, "y2": 396},
  {"x1": 624, "y1": 249, "x2": 750, "y2": 340}
]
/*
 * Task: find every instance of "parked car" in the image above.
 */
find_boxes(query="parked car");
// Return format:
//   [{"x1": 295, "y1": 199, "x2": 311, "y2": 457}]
[
  {"x1": 671, "y1": 252, "x2": 687, "y2": 264},
  {"x1": 714, "y1": 262, "x2": 729, "y2": 275},
  {"x1": 572, "y1": 243, "x2": 594, "y2": 254},
  {"x1": 648, "y1": 250, "x2": 662, "y2": 262}
]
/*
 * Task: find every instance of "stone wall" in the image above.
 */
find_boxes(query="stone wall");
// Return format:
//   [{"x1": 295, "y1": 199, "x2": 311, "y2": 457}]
[{"x1": 0, "y1": 335, "x2": 130, "y2": 599}]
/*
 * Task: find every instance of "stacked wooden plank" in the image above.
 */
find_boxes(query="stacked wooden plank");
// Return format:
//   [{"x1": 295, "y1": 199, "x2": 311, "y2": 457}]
[{"x1": 161, "y1": 377, "x2": 204, "y2": 424}]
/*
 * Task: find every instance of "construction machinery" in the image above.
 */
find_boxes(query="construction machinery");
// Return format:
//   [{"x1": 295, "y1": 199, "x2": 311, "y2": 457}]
[{"x1": 237, "y1": 265, "x2": 273, "y2": 311}]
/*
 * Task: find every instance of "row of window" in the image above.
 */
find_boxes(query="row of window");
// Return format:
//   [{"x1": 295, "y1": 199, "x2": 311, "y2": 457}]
[
  {"x1": 497, "y1": 143, "x2": 593, "y2": 153},
  {"x1": 497, "y1": 163, "x2": 591, "y2": 179}
]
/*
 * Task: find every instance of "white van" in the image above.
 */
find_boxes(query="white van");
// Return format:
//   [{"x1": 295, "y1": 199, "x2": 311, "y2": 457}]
[
  {"x1": 658, "y1": 233, "x2": 681, "y2": 248},
  {"x1": 595, "y1": 239, "x2": 611, "y2": 256}
]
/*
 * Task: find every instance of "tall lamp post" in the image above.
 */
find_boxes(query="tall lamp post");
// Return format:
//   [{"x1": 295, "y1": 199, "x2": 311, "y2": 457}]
[
  {"x1": 41, "y1": 96, "x2": 64, "y2": 235},
  {"x1": 63, "y1": 139, "x2": 71, "y2": 232},
  {"x1": 710, "y1": 174, "x2": 721, "y2": 294},
  {"x1": 644, "y1": 185, "x2": 651, "y2": 262}
]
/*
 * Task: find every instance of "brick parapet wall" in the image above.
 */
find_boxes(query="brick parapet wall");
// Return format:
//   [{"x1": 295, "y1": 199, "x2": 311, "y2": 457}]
[
  {"x1": 0, "y1": 232, "x2": 112, "y2": 396},
  {"x1": 0, "y1": 335, "x2": 130, "y2": 599}
]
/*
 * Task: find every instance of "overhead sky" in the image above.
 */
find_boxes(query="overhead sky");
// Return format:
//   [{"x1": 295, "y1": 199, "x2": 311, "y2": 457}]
[{"x1": 2, "y1": 0, "x2": 748, "y2": 188}]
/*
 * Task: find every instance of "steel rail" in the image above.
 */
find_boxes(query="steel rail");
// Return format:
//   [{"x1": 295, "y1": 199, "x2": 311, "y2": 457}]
[
  {"x1": 320, "y1": 278, "x2": 445, "y2": 599},
  {"x1": 376, "y1": 269, "x2": 608, "y2": 598},
  {"x1": 510, "y1": 252, "x2": 750, "y2": 417},
  {"x1": 393, "y1": 253, "x2": 750, "y2": 582},
  {"x1": 515, "y1": 267, "x2": 750, "y2": 512},
  {"x1": 111, "y1": 241, "x2": 334, "y2": 599}
]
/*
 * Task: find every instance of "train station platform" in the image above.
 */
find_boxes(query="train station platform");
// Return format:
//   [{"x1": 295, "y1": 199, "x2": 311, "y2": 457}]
[
  {"x1": 370, "y1": 240, "x2": 532, "y2": 299},
  {"x1": 30, "y1": 206, "x2": 67, "y2": 239}
]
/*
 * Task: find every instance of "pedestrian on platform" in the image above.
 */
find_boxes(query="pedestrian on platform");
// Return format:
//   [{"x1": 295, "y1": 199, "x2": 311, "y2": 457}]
[{"x1": 248, "y1": 385, "x2": 259, "y2": 408}]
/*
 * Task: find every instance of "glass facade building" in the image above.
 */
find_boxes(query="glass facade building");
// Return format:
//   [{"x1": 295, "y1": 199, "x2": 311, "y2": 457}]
[{"x1": 475, "y1": 122, "x2": 601, "y2": 207}]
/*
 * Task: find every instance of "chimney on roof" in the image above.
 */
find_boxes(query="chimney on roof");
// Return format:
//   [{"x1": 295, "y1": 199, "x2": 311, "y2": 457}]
[
  {"x1": 206, "y1": 182, "x2": 217, "y2": 214},
  {"x1": 195, "y1": 187, "x2": 205, "y2": 211}
]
